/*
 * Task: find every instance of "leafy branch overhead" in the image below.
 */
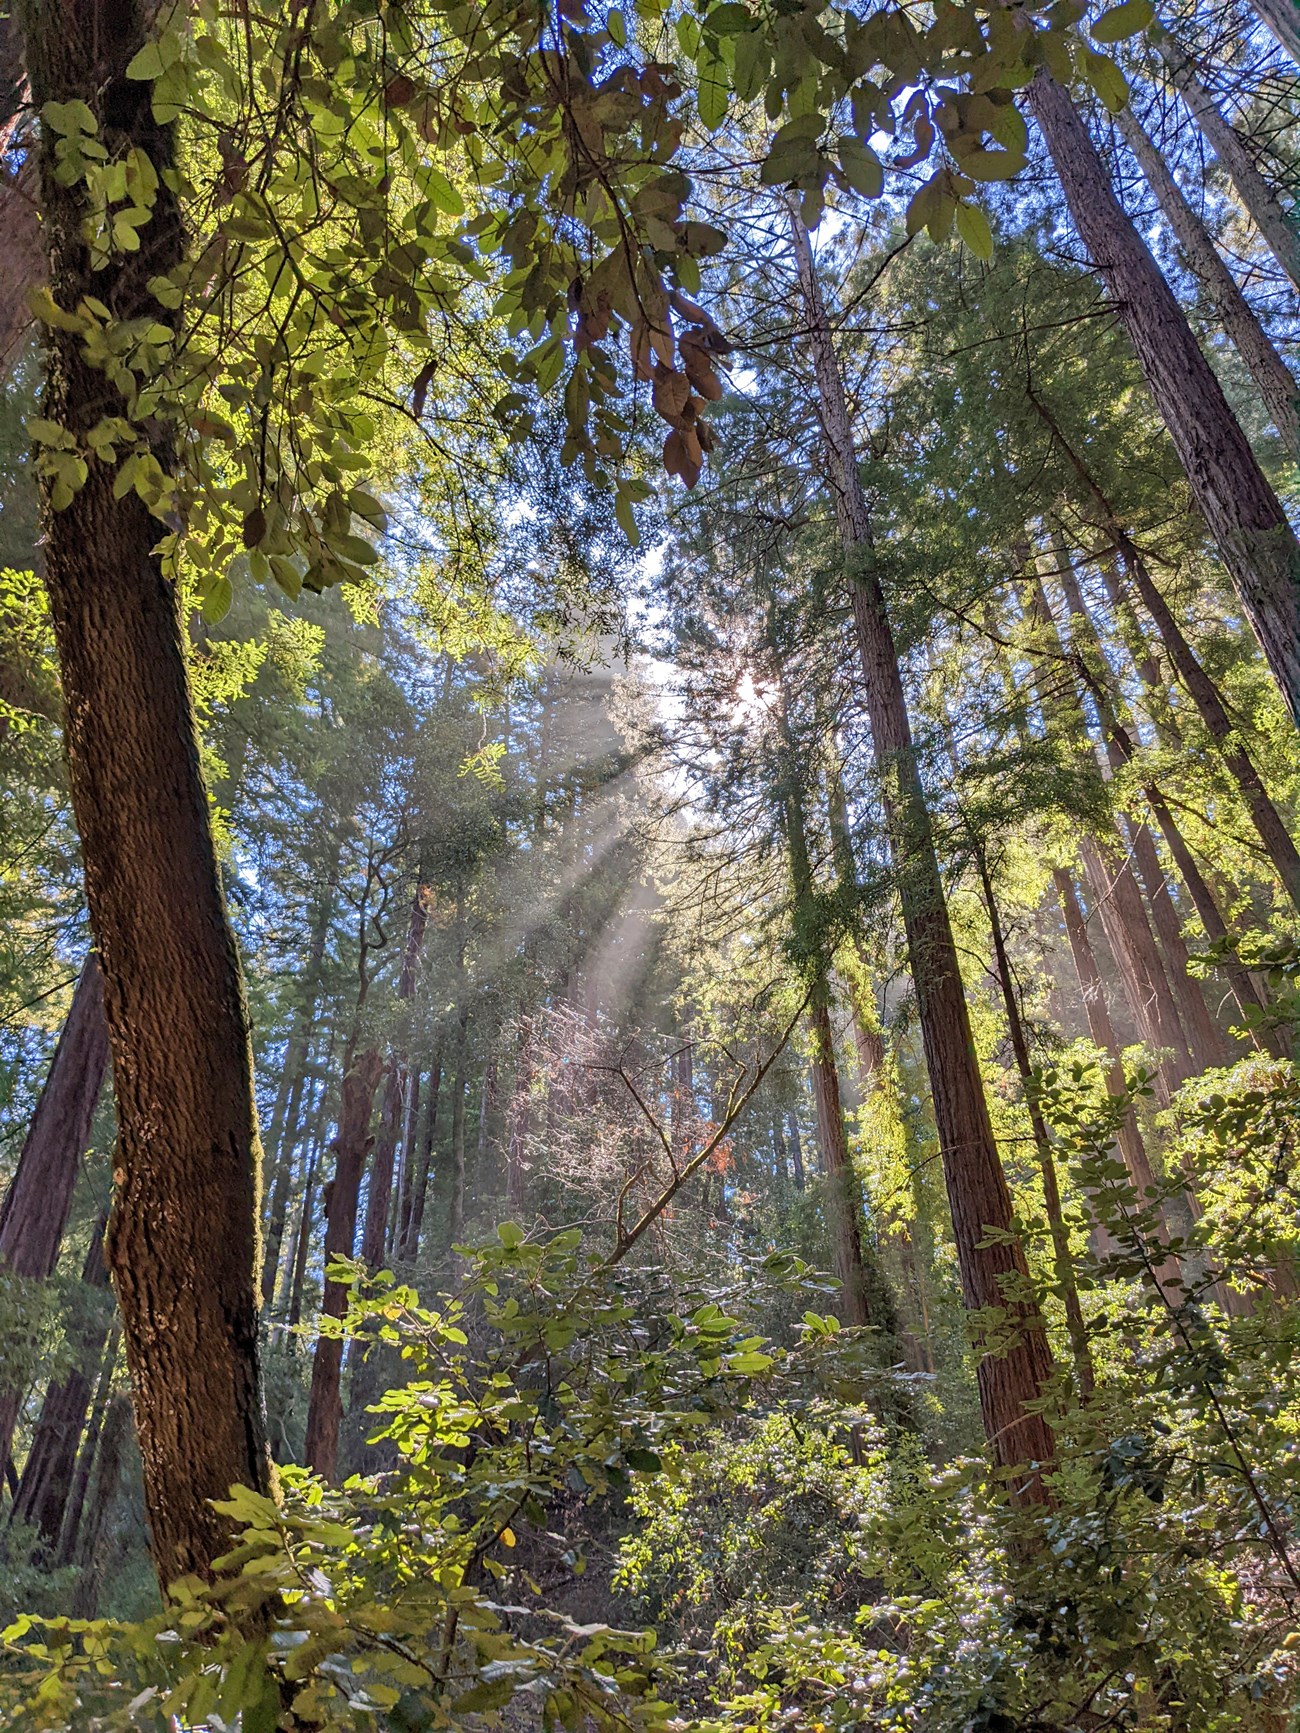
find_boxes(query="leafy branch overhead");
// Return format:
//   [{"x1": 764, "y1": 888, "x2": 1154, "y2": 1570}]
[{"x1": 21, "y1": 0, "x2": 1154, "y2": 619}]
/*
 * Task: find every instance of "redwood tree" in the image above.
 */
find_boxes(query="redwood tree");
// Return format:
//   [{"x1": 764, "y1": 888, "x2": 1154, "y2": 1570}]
[{"x1": 17, "y1": 0, "x2": 273, "y2": 1585}]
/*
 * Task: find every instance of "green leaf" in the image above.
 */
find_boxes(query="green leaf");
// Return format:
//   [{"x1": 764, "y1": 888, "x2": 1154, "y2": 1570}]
[
  {"x1": 837, "y1": 134, "x2": 883, "y2": 198},
  {"x1": 732, "y1": 27, "x2": 769, "y2": 101},
  {"x1": 955, "y1": 201, "x2": 993, "y2": 260},
  {"x1": 698, "y1": 49, "x2": 728, "y2": 132},
  {"x1": 1090, "y1": 0, "x2": 1154, "y2": 42},
  {"x1": 608, "y1": 8, "x2": 627, "y2": 44},
  {"x1": 1083, "y1": 49, "x2": 1130, "y2": 112}
]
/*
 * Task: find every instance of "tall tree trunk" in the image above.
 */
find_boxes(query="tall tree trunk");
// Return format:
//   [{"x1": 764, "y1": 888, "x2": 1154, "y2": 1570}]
[
  {"x1": 1250, "y1": 0, "x2": 1300, "y2": 65},
  {"x1": 1024, "y1": 565, "x2": 1196, "y2": 1099},
  {"x1": 401, "y1": 1044, "x2": 441, "y2": 1260},
  {"x1": 790, "y1": 206, "x2": 1055, "y2": 1494},
  {"x1": 1053, "y1": 869, "x2": 1184, "y2": 1294},
  {"x1": 0, "y1": 954, "x2": 108, "y2": 1472},
  {"x1": 284, "y1": 1126, "x2": 323, "y2": 1330},
  {"x1": 506, "y1": 1019, "x2": 533, "y2": 1214},
  {"x1": 8, "y1": 1211, "x2": 111, "y2": 1551},
  {"x1": 1029, "y1": 391, "x2": 1300, "y2": 911},
  {"x1": 390, "y1": 1066, "x2": 421, "y2": 1259},
  {"x1": 55, "y1": 1318, "x2": 119, "y2": 1568},
  {"x1": 360, "y1": 1065, "x2": 400, "y2": 1272},
  {"x1": 69, "y1": 1390, "x2": 131, "y2": 1619},
  {"x1": 18, "y1": 0, "x2": 274, "y2": 1585},
  {"x1": 1118, "y1": 106, "x2": 1300, "y2": 461},
  {"x1": 1026, "y1": 70, "x2": 1300, "y2": 723},
  {"x1": 304, "y1": 1046, "x2": 383, "y2": 1480},
  {"x1": 772, "y1": 665, "x2": 899, "y2": 1339},
  {"x1": 1155, "y1": 30, "x2": 1300, "y2": 292},
  {"x1": 975, "y1": 852, "x2": 1094, "y2": 1400},
  {"x1": 261, "y1": 865, "x2": 337, "y2": 1302},
  {"x1": 1054, "y1": 553, "x2": 1230, "y2": 1069},
  {"x1": 787, "y1": 1111, "x2": 806, "y2": 1191},
  {"x1": 450, "y1": 1036, "x2": 468, "y2": 1252}
]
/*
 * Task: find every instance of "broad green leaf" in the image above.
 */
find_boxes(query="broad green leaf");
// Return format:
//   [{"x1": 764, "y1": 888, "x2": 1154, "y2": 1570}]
[
  {"x1": 955, "y1": 201, "x2": 993, "y2": 260},
  {"x1": 1090, "y1": 0, "x2": 1154, "y2": 43},
  {"x1": 837, "y1": 134, "x2": 883, "y2": 198}
]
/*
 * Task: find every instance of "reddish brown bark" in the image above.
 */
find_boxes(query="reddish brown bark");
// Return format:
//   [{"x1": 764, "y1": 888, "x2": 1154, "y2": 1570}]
[
  {"x1": 1027, "y1": 71, "x2": 1300, "y2": 723},
  {"x1": 790, "y1": 206, "x2": 1054, "y2": 1493},
  {"x1": 1118, "y1": 106, "x2": 1300, "y2": 461},
  {"x1": 1155, "y1": 32, "x2": 1300, "y2": 292},
  {"x1": 0, "y1": 955, "x2": 108, "y2": 1470}
]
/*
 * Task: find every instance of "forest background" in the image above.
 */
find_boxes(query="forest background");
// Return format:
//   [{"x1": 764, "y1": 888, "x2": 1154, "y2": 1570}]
[{"x1": 0, "y1": 0, "x2": 1298, "y2": 1726}]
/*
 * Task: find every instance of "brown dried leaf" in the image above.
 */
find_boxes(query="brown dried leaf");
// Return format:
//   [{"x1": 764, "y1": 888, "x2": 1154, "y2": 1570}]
[
  {"x1": 663, "y1": 428, "x2": 701, "y2": 488},
  {"x1": 652, "y1": 362, "x2": 692, "y2": 427}
]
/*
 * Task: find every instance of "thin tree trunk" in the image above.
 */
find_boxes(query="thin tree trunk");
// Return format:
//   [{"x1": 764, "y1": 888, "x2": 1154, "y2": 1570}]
[
  {"x1": 69, "y1": 1391, "x2": 131, "y2": 1618},
  {"x1": 18, "y1": 0, "x2": 274, "y2": 1585},
  {"x1": 772, "y1": 664, "x2": 897, "y2": 1337},
  {"x1": 1027, "y1": 70, "x2": 1300, "y2": 723},
  {"x1": 304, "y1": 1046, "x2": 383, "y2": 1480},
  {"x1": 390, "y1": 1065, "x2": 421, "y2": 1259},
  {"x1": 1118, "y1": 105, "x2": 1300, "y2": 461},
  {"x1": 1155, "y1": 30, "x2": 1300, "y2": 292},
  {"x1": 1029, "y1": 392, "x2": 1300, "y2": 911},
  {"x1": 9, "y1": 1211, "x2": 111, "y2": 1552},
  {"x1": 261, "y1": 867, "x2": 336, "y2": 1301},
  {"x1": 790, "y1": 205, "x2": 1055, "y2": 1494},
  {"x1": 1053, "y1": 867, "x2": 1184, "y2": 1295},
  {"x1": 506, "y1": 1020, "x2": 533, "y2": 1213},
  {"x1": 284, "y1": 1127, "x2": 322, "y2": 1330},
  {"x1": 0, "y1": 954, "x2": 108, "y2": 1471},
  {"x1": 787, "y1": 1111, "x2": 806, "y2": 1191},
  {"x1": 1054, "y1": 554, "x2": 1230, "y2": 1069},
  {"x1": 1025, "y1": 564, "x2": 1196, "y2": 1099},
  {"x1": 975, "y1": 852, "x2": 1095, "y2": 1399},
  {"x1": 360, "y1": 1065, "x2": 400, "y2": 1271},
  {"x1": 402, "y1": 1045, "x2": 441, "y2": 1259},
  {"x1": 55, "y1": 1319, "x2": 119, "y2": 1569},
  {"x1": 450, "y1": 1036, "x2": 468, "y2": 1252}
]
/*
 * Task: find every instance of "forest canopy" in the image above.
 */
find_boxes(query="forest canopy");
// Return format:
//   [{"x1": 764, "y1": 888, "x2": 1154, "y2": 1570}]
[{"x1": 0, "y1": 0, "x2": 1299, "y2": 1727}]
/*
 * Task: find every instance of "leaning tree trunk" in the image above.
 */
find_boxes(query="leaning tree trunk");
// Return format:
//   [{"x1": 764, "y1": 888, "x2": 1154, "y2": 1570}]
[
  {"x1": 789, "y1": 205, "x2": 1055, "y2": 1496},
  {"x1": 0, "y1": 954, "x2": 108, "y2": 1474},
  {"x1": 1029, "y1": 392, "x2": 1300, "y2": 911},
  {"x1": 1027, "y1": 71, "x2": 1300, "y2": 725},
  {"x1": 303, "y1": 1045, "x2": 383, "y2": 1480},
  {"x1": 1118, "y1": 106, "x2": 1300, "y2": 461},
  {"x1": 1054, "y1": 554, "x2": 1231, "y2": 1070},
  {"x1": 1155, "y1": 30, "x2": 1300, "y2": 293},
  {"x1": 1250, "y1": 0, "x2": 1300, "y2": 65},
  {"x1": 19, "y1": 0, "x2": 275, "y2": 1587}
]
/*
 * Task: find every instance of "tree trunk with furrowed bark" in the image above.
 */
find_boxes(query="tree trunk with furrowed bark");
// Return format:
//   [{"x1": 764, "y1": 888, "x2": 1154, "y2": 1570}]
[
  {"x1": 17, "y1": 0, "x2": 274, "y2": 1588},
  {"x1": 1027, "y1": 70, "x2": 1300, "y2": 724},
  {"x1": 789, "y1": 203, "x2": 1055, "y2": 1496}
]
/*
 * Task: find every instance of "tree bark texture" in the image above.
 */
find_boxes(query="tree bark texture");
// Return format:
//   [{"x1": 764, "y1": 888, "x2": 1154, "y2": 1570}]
[
  {"x1": 304, "y1": 1046, "x2": 383, "y2": 1480},
  {"x1": 789, "y1": 204, "x2": 1055, "y2": 1494},
  {"x1": 19, "y1": 0, "x2": 275, "y2": 1587},
  {"x1": 1250, "y1": 0, "x2": 1300, "y2": 64},
  {"x1": 0, "y1": 954, "x2": 108, "y2": 1469},
  {"x1": 1118, "y1": 106, "x2": 1300, "y2": 461},
  {"x1": 1155, "y1": 31, "x2": 1300, "y2": 292},
  {"x1": 1027, "y1": 70, "x2": 1300, "y2": 724}
]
